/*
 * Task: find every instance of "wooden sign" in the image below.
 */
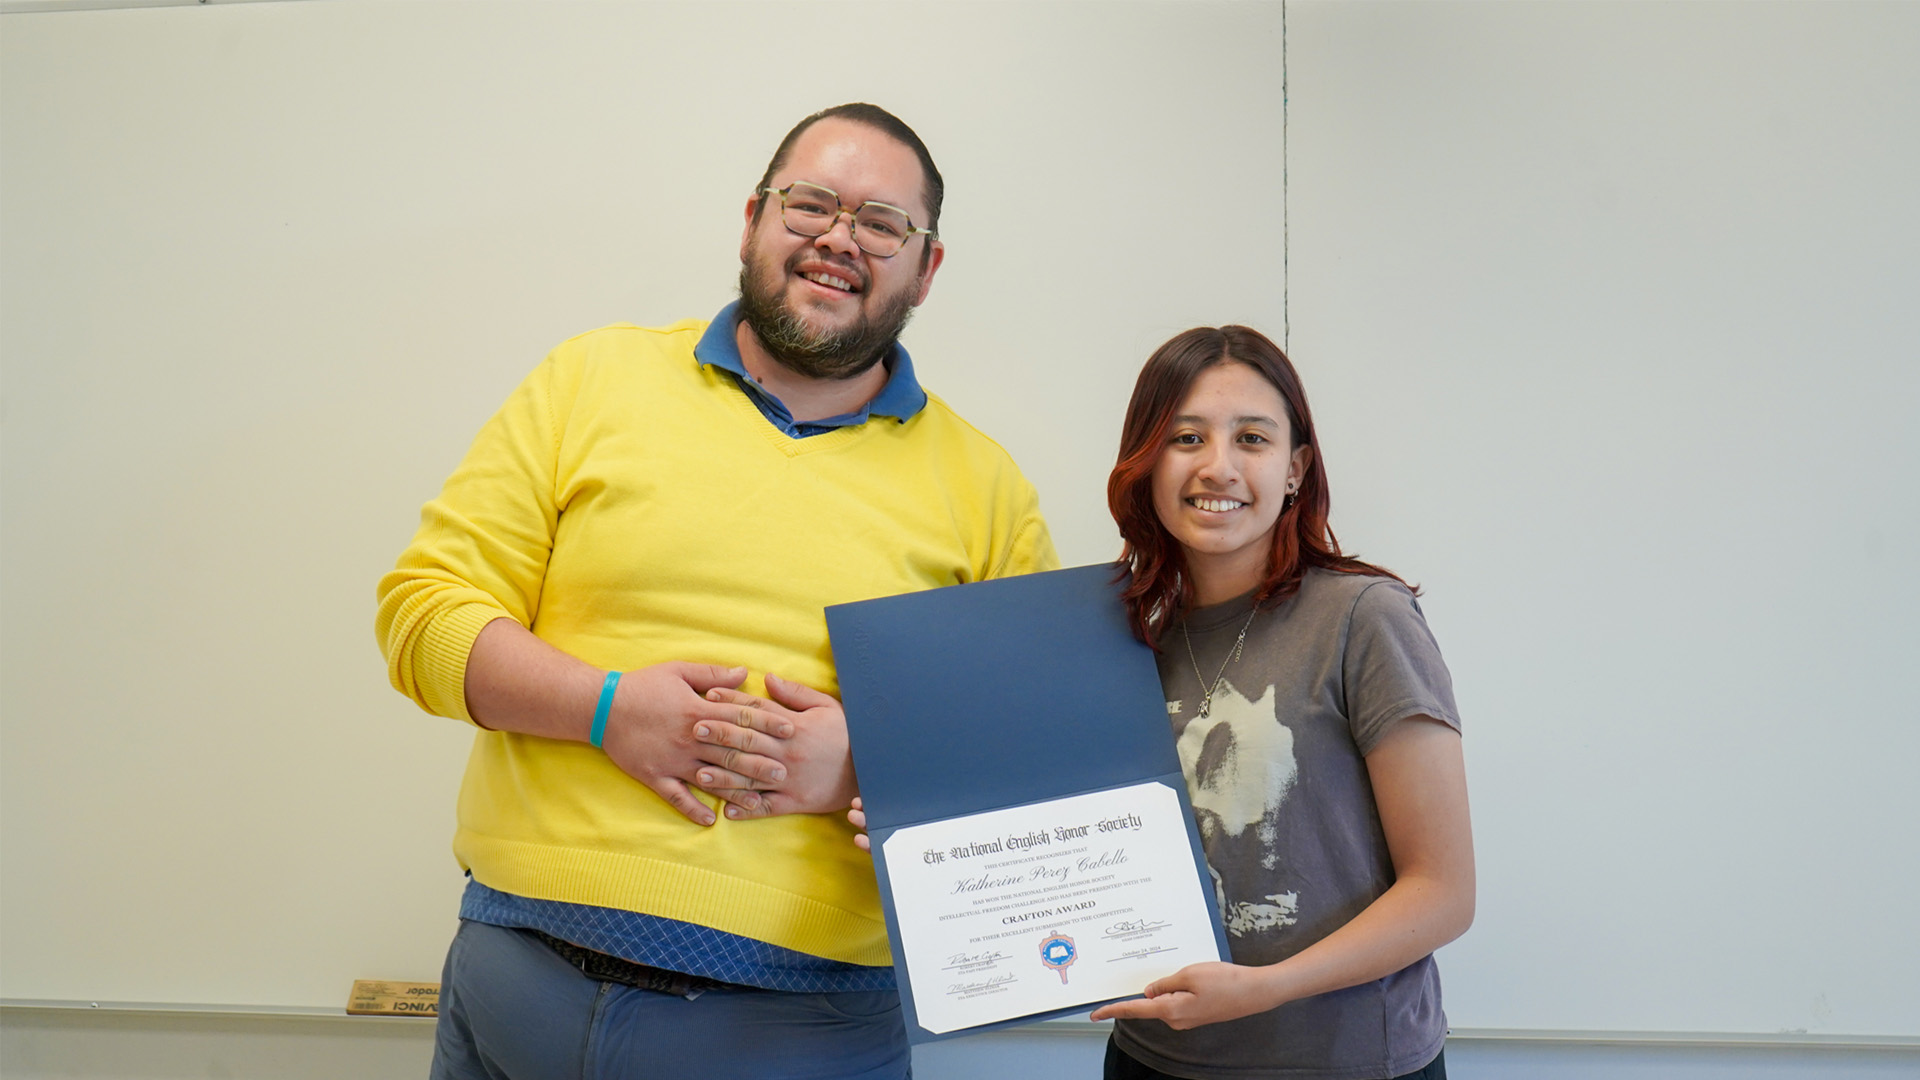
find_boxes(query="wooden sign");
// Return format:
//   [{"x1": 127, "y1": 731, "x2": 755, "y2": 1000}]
[{"x1": 346, "y1": 979, "x2": 440, "y2": 1016}]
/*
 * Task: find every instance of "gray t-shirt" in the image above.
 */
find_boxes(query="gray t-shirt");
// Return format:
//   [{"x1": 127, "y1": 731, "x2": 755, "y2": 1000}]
[{"x1": 1113, "y1": 568, "x2": 1460, "y2": 1080}]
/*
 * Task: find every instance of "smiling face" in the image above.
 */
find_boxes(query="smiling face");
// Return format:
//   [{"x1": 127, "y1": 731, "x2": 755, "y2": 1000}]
[
  {"x1": 737, "y1": 117, "x2": 945, "y2": 381},
  {"x1": 1150, "y1": 362, "x2": 1311, "y2": 605}
]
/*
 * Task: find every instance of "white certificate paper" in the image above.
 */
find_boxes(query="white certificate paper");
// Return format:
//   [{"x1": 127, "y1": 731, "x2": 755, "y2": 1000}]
[{"x1": 880, "y1": 780, "x2": 1223, "y2": 1034}]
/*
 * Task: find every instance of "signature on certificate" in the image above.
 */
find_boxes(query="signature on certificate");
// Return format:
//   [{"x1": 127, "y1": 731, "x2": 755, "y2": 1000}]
[
  {"x1": 945, "y1": 973, "x2": 1017, "y2": 998},
  {"x1": 1102, "y1": 918, "x2": 1170, "y2": 940},
  {"x1": 942, "y1": 949, "x2": 1009, "y2": 971}
]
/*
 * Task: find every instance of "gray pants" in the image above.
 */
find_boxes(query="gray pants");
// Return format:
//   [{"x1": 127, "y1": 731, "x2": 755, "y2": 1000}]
[{"x1": 431, "y1": 920, "x2": 911, "y2": 1080}]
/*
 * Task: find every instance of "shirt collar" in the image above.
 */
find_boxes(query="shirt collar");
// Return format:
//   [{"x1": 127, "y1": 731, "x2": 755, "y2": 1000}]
[{"x1": 694, "y1": 300, "x2": 928, "y2": 423}]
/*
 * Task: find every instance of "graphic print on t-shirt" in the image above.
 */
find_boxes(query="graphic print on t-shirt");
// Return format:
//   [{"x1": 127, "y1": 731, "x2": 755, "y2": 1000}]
[{"x1": 1176, "y1": 680, "x2": 1302, "y2": 937}]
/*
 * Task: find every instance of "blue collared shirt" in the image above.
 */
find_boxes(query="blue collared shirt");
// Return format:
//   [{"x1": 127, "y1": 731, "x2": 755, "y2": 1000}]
[{"x1": 694, "y1": 301, "x2": 928, "y2": 437}]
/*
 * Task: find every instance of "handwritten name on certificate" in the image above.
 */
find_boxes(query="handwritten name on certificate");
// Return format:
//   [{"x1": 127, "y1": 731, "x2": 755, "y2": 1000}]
[{"x1": 881, "y1": 781, "x2": 1222, "y2": 1034}]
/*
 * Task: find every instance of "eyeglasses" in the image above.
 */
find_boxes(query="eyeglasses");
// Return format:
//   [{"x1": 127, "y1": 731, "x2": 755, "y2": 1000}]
[{"x1": 760, "y1": 181, "x2": 936, "y2": 259}]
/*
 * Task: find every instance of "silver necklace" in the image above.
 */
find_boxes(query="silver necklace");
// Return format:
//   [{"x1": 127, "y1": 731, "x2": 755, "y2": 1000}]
[{"x1": 1182, "y1": 607, "x2": 1259, "y2": 719}]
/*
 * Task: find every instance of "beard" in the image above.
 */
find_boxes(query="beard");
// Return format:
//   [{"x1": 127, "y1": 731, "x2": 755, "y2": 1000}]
[{"x1": 736, "y1": 243, "x2": 919, "y2": 381}]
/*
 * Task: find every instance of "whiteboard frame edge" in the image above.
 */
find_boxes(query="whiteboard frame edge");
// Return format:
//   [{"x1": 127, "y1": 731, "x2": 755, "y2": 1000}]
[{"x1": 6, "y1": 1001, "x2": 1919, "y2": 1049}]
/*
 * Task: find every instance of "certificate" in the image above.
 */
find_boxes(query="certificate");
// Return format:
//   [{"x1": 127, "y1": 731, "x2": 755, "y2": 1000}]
[
  {"x1": 882, "y1": 781, "x2": 1223, "y2": 1035},
  {"x1": 827, "y1": 564, "x2": 1229, "y2": 1042}
]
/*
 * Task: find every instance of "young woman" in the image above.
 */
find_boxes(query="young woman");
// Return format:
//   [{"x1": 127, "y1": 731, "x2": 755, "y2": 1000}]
[{"x1": 1086, "y1": 326, "x2": 1474, "y2": 1080}]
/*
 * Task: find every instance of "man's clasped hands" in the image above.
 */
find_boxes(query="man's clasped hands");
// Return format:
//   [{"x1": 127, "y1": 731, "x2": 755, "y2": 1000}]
[{"x1": 596, "y1": 663, "x2": 857, "y2": 827}]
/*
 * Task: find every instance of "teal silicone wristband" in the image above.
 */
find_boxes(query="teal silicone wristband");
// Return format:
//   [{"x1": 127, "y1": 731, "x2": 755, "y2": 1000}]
[{"x1": 590, "y1": 669, "x2": 621, "y2": 748}]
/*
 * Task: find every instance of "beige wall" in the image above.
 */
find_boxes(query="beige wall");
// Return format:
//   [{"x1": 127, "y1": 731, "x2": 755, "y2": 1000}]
[{"x1": 1, "y1": 1008, "x2": 435, "y2": 1080}]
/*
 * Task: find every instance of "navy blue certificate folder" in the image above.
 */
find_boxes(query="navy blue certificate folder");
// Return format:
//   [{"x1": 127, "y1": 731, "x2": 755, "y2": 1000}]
[{"x1": 825, "y1": 563, "x2": 1229, "y2": 1043}]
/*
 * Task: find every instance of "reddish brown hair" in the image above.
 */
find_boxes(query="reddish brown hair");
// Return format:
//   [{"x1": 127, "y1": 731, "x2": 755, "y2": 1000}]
[{"x1": 1108, "y1": 325, "x2": 1412, "y2": 647}]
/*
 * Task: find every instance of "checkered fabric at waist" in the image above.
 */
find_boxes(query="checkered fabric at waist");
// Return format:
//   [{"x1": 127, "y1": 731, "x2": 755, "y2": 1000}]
[{"x1": 529, "y1": 930, "x2": 737, "y2": 998}]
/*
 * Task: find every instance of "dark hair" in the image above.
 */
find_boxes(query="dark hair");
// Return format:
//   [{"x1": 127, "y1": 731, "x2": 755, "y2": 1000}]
[
  {"x1": 751, "y1": 103, "x2": 945, "y2": 235},
  {"x1": 1107, "y1": 325, "x2": 1413, "y2": 647}
]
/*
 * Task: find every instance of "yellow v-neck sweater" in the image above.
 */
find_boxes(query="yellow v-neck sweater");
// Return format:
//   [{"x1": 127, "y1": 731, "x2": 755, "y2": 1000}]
[{"x1": 377, "y1": 320, "x2": 1057, "y2": 966}]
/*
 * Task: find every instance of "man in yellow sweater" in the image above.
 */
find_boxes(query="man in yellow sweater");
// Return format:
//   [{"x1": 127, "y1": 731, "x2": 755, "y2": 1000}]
[{"x1": 377, "y1": 104, "x2": 1057, "y2": 1080}]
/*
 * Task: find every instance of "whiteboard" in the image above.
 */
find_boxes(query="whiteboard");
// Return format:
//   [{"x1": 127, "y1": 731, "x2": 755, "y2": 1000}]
[
  {"x1": 1290, "y1": 1, "x2": 1920, "y2": 1038},
  {"x1": 2, "y1": 0, "x2": 1915, "y2": 1039}
]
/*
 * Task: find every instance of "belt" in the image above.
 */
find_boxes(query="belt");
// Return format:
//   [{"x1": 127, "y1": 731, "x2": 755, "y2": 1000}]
[{"x1": 530, "y1": 930, "x2": 731, "y2": 997}]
